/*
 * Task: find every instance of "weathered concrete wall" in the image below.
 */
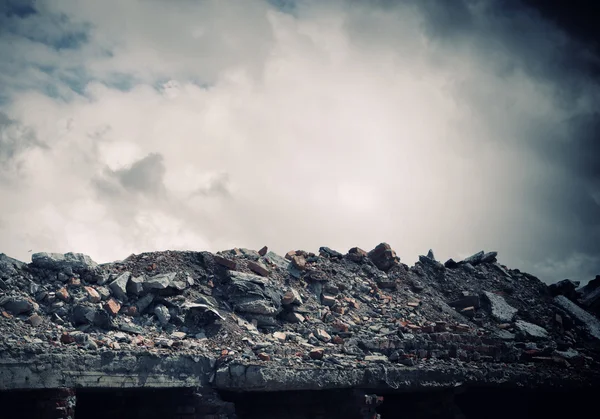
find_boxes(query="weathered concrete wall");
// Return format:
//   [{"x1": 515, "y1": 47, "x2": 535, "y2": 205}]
[{"x1": 0, "y1": 352, "x2": 214, "y2": 390}]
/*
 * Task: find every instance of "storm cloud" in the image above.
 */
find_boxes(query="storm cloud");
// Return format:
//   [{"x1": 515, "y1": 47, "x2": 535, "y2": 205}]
[{"x1": 0, "y1": 0, "x2": 598, "y2": 284}]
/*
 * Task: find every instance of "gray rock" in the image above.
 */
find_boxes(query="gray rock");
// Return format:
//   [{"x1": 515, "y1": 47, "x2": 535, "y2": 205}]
[
  {"x1": 419, "y1": 255, "x2": 444, "y2": 270},
  {"x1": 481, "y1": 251, "x2": 498, "y2": 263},
  {"x1": 31, "y1": 252, "x2": 97, "y2": 271},
  {"x1": 154, "y1": 304, "x2": 171, "y2": 326},
  {"x1": 235, "y1": 300, "x2": 278, "y2": 316},
  {"x1": 144, "y1": 272, "x2": 176, "y2": 291},
  {"x1": 0, "y1": 253, "x2": 24, "y2": 279},
  {"x1": 108, "y1": 272, "x2": 131, "y2": 300},
  {"x1": 514, "y1": 320, "x2": 548, "y2": 340},
  {"x1": 554, "y1": 295, "x2": 600, "y2": 340},
  {"x1": 264, "y1": 252, "x2": 290, "y2": 271},
  {"x1": 127, "y1": 275, "x2": 145, "y2": 295},
  {"x1": 368, "y1": 243, "x2": 400, "y2": 272},
  {"x1": 482, "y1": 291, "x2": 518, "y2": 322},
  {"x1": 136, "y1": 294, "x2": 155, "y2": 313},
  {"x1": 72, "y1": 305, "x2": 96, "y2": 326},
  {"x1": 462, "y1": 263, "x2": 476, "y2": 274},
  {"x1": 426, "y1": 249, "x2": 435, "y2": 260},
  {"x1": 491, "y1": 263, "x2": 512, "y2": 278},
  {"x1": 3, "y1": 297, "x2": 35, "y2": 314},
  {"x1": 462, "y1": 251, "x2": 485, "y2": 265},
  {"x1": 96, "y1": 286, "x2": 111, "y2": 301}
]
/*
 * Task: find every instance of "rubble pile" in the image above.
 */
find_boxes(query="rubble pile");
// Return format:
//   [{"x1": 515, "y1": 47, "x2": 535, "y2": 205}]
[{"x1": 1, "y1": 244, "x2": 600, "y2": 393}]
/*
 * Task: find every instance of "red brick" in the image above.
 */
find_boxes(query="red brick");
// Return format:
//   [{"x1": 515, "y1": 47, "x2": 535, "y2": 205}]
[
  {"x1": 247, "y1": 261, "x2": 270, "y2": 277},
  {"x1": 84, "y1": 286, "x2": 101, "y2": 303},
  {"x1": 257, "y1": 353, "x2": 271, "y2": 361},
  {"x1": 68, "y1": 277, "x2": 80, "y2": 286},
  {"x1": 332, "y1": 335, "x2": 344, "y2": 345},
  {"x1": 56, "y1": 287, "x2": 70, "y2": 301},
  {"x1": 104, "y1": 298, "x2": 121, "y2": 316},
  {"x1": 309, "y1": 348, "x2": 324, "y2": 360},
  {"x1": 285, "y1": 250, "x2": 296, "y2": 260},
  {"x1": 214, "y1": 255, "x2": 237, "y2": 270},
  {"x1": 60, "y1": 332, "x2": 75, "y2": 344},
  {"x1": 291, "y1": 255, "x2": 307, "y2": 270}
]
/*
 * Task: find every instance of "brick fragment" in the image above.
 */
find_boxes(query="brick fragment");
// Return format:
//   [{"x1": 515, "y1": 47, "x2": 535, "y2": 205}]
[
  {"x1": 28, "y1": 313, "x2": 43, "y2": 327},
  {"x1": 56, "y1": 287, "x2": 70, "y2": 301},
  {"x1": 247, "y1": 261, "x2": 270, "y2": 277},
  {"x1": 309, "y1": 348, "x2": 324, "y2": 359},
  {"x1": 105, "y1": 298, "x2": 121, "y2": 316},
  {"x1": 214, "y1": 255, "x2": 237, "y2": 270},
  {"x1": 84, "y1": 286, "x2": 101, "y2": 303},
  {"x1": 258, "y1": 246, "x2": 268, "y2": 256}
]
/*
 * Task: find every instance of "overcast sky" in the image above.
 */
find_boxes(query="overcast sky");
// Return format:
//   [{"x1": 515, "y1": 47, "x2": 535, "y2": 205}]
[{"x1": 0, "y1": 0, "x2": 598, "y2": 284}]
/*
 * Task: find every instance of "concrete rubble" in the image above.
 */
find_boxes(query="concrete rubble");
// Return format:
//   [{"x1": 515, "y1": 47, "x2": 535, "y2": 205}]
[{"x1": 1, "y1": 244, "x2": 600, "y2": 418}]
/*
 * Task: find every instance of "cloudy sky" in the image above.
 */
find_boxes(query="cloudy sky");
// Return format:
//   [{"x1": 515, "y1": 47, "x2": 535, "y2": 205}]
[{"x1": 0, "y1": 0, "x2": 598, "y2": 284}]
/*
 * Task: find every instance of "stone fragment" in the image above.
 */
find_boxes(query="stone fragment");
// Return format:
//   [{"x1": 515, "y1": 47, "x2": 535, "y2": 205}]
[
  {"x1": 427, "y1": 249, "x2": 435, "y2": 260},
  {"x1": 368, "y1": 243, "x2": 400, "y2": 271},
  {"x1": 144, "y1": 272, "x2": 176, "y2": 291},
  {"x1": 3, "y1": 297, "x2": 35, "y2": 314},
  {"x1": 319, "y1": 247, "x2": 343, "y2": 259},
  {"x1": 482, "y1": 291, "x2": 518, "y2": 322},
  {"x1": 127, "y1": 275, "x2": 145, "y2": 295},
  {"x1": 548, "y1": 279, "x2": 580, "y2": 300},
  {"x1": 96, "y1": 286, "x2": 111, "y2": 301},
  {"x1": 554, "y1": 295, "x2": 600, "y2": 340},
  {"x1": 365, "y1": 355, "x2": 388, "y2": 363},
  {"x1": 346, "y1": 247, "x2": 367, "y2": 262},
  {"x1": 460, "y1": 306, "x2": 475, "y2": 318},
  {"x1": 462, "y1": 263, "x2": 476, "y2": 273},
  {"x1": 282, "y1": 289, "x2": 303, "y2": 306},
  {"x1": 285, "y1": 312, "x2": 305, "y2": 323},
  {"x1": 481, "y1": 251, "x2": 498, "y2": 263},
  {"x1": 321, "y1": 295, "x2": 336, "y2": 307},
  {"x1": 462, "y1": 251, "x2": 485, "y2": 265},
  {"x1": 419, "y1": 255, "x2": 444, "y2": 270},
  {"x1": 104, "y1": 298, "x2": 121, "y2": 316},
  {"x1": 273, "y1": 332, "x2": 287, "y2": 342},
  {"x1": 316, "y1": 329, "x2": 331, "y2": 342},
  {"x1": 31, "y1": 252, "x2": 98, "y2": 271},
  {"x1": 257, "y1": 352, "x2": 271, "y2": 361},
  {"x1": 444, "y1": 259, "x2": 459, "y2": 269},
  {"x1": 514, "y1": 320, "x2": 548, "y2": 340},
  {"x1": 171, "y1": 331, "x2": 186, "y2": 340},
  {"x1": 291, "y1": 255, "x2": 307, "y2": 270},
  {"x1": 309, "y1": 348, "x2": 324, "y2": 360},
  {"x1": 258, "y1": 246, "x2": 268, "y2": 256},
  {"x1": 154, "y1": 304, "x2": 171, "y2": 326},
  {"x1": 27, "y1": 313, "x2": 43, "y2": 327},
  {"x1": 60, "y1": 332, "x2": 75, "y2": 344},
  {"x1": 247, "y1": 261, "x2": 270, "y2": 277},
  {"x1": 449, "y1": 295, "x2": 480, "y2": 310},
  {"x1": 84, "y1": 286, "x2": 101, "y2": 303},
  {"x1": 214, "y1": 255, "x2": 237, "y2": 270},
  {"x1": 236, "y1": 300, "x2": 278, "y2": 316},
  {"x1": 109, "y1": 272, "x2": 131, "y2": 300},
  {"x1": 56, "y1": 287, "x2": 70, "y2": 302}
]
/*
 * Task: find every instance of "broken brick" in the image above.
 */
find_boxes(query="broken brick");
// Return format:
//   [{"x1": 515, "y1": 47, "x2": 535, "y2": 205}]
[
  {"x1": 309, "y1": 348, "x2": 324, "y2": 360},
  {"x1": 247, "y1": 261, "x2": 270, "y2": 277},
  {"x1": 214, "y1": 255, "x2": 237, "y2": 270},
  {"x1": 27, "y1": 313, "x2": 43, "y2": 327},
  {"x1": 56, "y1": 287, "x2": 70, "y2": 301},
  {"x1": 60, "y1": 332, "x2": 75, "y2": 344},
  {"x1": 84, "y1": 286, "x2": 101, "y2": 303},
  {"x1": 258, "y1": 246, "x2": 268, "y2": 256},
  {"x1": 104, "y1": 298, "x2": 121, "y2": 316},
  {"x1": 257, "y1": 352, "x2": 271, "y2": 361},
  {"x1": 291, "y1": 255, "x2": 307, "y2": 270},
  {"x1": 285, "y1": 250, "x2": 296, "y2": 260}
]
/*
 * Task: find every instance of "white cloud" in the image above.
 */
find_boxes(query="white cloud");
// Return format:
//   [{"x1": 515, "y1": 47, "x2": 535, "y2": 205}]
[{"x1": 0, "y1": 0, "x2": 598, "y2": 284}]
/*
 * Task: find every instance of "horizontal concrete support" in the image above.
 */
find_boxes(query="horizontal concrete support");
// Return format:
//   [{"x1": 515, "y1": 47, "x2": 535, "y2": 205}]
[
  {"x1": 0, "y1": 352, "x2": 214, "y2": 390},
  {"x1": 214, "y1": 362, "x2": 600, "y2": 392}
]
